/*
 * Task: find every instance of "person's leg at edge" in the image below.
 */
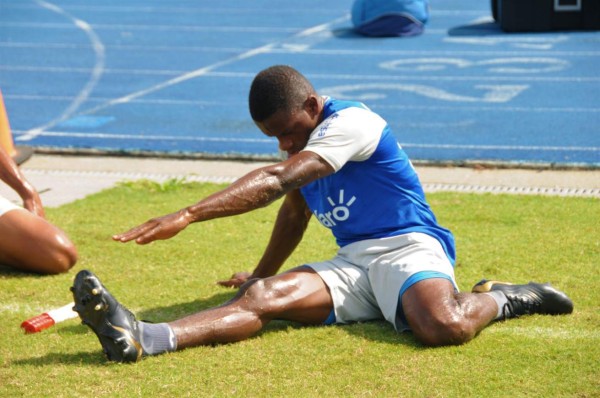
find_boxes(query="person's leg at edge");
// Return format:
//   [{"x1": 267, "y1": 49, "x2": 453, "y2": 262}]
[
  {"x1": 402, "y1": 278, "x2": 497, "y2": 347},
  {"x1": 169, "y1": 267, "x2": 333, "y2": 349},
  {"x1": 0, "y1": 209, "x2": 77, "y2": 274}
]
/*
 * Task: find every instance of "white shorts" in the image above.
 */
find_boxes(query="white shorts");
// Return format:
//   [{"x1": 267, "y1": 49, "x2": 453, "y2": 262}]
[
  {"x1": 307, "y1": 232, "x2": 458, "y2": 332},
  {"x1": 0, "y1": 195, "x2": 20, "y2": 218}
]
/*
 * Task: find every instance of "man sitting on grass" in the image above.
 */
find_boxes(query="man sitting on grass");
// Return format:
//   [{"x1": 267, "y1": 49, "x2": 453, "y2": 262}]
[
  {"x1": 71, "y1": 65, "x2": 573, "y2": 363},
  {"x1": 0, "y1": 145, "x2": 77, "y2": 274}
]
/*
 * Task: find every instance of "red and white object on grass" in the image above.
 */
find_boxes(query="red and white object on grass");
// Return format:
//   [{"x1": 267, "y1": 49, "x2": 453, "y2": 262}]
[{"x1": 21, "y1": 302, "x2": 78, "y2": 333}]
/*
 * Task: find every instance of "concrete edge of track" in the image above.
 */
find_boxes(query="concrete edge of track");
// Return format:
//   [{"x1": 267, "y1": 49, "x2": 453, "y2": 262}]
[{"x1": 1, "y1": 152, "x2": 597, "y2": 209}]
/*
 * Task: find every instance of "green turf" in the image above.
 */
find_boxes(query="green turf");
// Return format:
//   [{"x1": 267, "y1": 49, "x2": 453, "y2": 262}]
[{"x1": 1, "y1": 180, "x2": 598, "y2": 397}]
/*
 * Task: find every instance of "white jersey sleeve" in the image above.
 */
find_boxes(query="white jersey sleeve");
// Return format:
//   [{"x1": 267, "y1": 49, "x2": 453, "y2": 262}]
[{"x1": 301, "y1": 106, "x2": 387, "y2": 172}]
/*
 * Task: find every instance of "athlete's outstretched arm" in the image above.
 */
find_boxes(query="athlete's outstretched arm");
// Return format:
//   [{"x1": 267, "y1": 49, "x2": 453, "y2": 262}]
[{"x1": 113, "y1": 151, "x2": 333, "y2": 245}]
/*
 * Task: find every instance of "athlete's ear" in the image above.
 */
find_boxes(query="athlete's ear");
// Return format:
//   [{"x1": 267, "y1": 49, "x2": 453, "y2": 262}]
[{"x1": 304, "y1": 95, "x2": 321, "y2": 118}]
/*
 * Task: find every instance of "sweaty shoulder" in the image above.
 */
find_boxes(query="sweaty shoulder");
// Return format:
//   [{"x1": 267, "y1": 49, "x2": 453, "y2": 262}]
[{"x1": 301, "y1": 99, "x2": 387, "y2": 172}]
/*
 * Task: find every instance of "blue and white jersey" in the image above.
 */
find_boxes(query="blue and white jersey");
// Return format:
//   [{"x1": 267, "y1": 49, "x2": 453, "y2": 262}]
[{"x1": 300, "y1": 97, "x2": 456, "y2": 264}]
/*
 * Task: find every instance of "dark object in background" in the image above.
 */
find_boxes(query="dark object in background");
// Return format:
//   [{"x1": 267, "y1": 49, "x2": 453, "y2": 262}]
[{"x1": 492, "y1": 0, "x2": 600, "y2": 32}]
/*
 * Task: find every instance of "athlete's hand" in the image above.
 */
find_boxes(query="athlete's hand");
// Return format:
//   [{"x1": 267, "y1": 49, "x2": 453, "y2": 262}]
[
  {"x1": 113, "y1": 209, "x2": 191, "y2": 245},
  {"x1": 22, "y1": 191, "x2": 45, "y2": 218},
  {"x1": 217, "y1": 272, "x2": 252, "y2": 288}
]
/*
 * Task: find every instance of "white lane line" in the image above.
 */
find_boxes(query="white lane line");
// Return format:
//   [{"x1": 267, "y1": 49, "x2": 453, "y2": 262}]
[
  {"x1": 0, "y1": 3, "x2": 483, "y2": 16},
  {"x1": 0, "y1": 21, "x2": 303, "y2": 33},
  {"x1": 0, "y1": 4, "x2": 362, "y2": 14},
  {"x1": 7, "y1": 94, "x2": 236, "y2": 106},
  {"x1": 74, "y1": 15, "x2": 349, "y2": 117},
  {"x1": 11, "y1": 129, "x2": 599, "y2": 154},
  {"x1": 3, "y1": 42, "x2": 599, "y2": 57},
  {"x1": 74, "y1": 45, "x2": 275, "y2": 116},
  {"x1": 14, "y1": 130, "x2": 272, "y2": 144},
  {"x1": 7, "y1": 98, "x2": 600, "y2": 114},
  {"x1": 372, "y1": 103, "x2": 600, "y2": 113},
  {"x1": 4, "y1": 65, "x2": 600, "y2": 83},
  {"x1": 18, "y1": 0, "x2": 105, "y2": 142}
]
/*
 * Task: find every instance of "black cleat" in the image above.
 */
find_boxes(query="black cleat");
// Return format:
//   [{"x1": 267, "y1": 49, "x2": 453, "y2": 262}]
[
  {"x1": 472, "y1": 279, "x2": 574, "y2": 320},
  {"x1": 71, "y1": 270, "x2": 143, "y2": 363}
]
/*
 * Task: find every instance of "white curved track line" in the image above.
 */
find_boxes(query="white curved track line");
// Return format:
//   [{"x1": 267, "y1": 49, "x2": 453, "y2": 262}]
[
  {"x1": 78, "y1": 46, "x2": 274, "y2": 116},
  {"x1": 78, "y1": 15, "x2": 349, "y2": 117},
  {"x1": 18, "y1": 0, "x2": 105, "y2": 141}
]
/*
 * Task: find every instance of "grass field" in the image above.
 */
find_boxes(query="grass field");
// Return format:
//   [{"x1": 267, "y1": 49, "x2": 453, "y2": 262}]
[{"x1": 1, "y1": 180, "x2": 598, "y2": 397}]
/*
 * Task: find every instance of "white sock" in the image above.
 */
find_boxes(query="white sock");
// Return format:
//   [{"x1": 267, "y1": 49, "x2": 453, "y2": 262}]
[
  {"x1": 138, "y1": 322, "x2": 177, "y2": 356},
  {"x1": 483, "y1": 291, "x2": 509, "y2": 320}
]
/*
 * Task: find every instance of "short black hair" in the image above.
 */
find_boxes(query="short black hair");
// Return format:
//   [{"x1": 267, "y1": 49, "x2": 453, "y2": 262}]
[{"x1": 248, "y1": 65, "x2": 315, "y2": 122}]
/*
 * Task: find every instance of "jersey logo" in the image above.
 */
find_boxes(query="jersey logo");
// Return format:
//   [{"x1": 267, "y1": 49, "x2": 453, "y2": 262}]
[
  {"x1": 314, "y1": 189, "x2": 356, "y2": 228},
  {"x1": 317, "y1": 113, "x2": 339, "y2": 137}
]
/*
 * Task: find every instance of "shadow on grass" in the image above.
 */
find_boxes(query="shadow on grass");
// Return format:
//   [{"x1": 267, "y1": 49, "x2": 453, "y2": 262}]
[
  {"x1": 258, "y1": 319, "x2": 420, "y2": 347},
  {"x1": 337, "y1": 321, "x2": 420, "y2": 347},
  {"x1": 136, "y1": 291, "x2": 238, "y2": 322},
  {"x1": 0, "y1": 264, "x2": 49, "y2": 279},
  {"x1": 11, "y1": 351, "x2": 108, "y2": 367}
]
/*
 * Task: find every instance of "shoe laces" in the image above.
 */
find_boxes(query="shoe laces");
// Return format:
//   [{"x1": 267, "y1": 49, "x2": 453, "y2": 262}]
[{"x1": 503, "y1": 291, "x2": 542, "y2": 318}]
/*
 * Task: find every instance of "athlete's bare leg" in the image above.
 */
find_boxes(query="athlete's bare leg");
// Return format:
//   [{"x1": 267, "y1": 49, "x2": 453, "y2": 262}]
[
  {"x1": 0, "y1": 209, "x2": 77, "y2": 274},
  {"x1": 170, "y1": 267, "x2": 333, "y2": 348},
  {"x1": 402, "y1": 278, "x2": 497, "y2": 346}
]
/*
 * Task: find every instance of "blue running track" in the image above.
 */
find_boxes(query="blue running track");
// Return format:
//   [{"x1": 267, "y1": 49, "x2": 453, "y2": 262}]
[{"x1": 0, "y1": 0, "x2": 598, "y2": 167}]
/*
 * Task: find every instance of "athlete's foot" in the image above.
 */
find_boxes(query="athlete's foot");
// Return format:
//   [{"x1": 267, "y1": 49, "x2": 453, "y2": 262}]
[
  {"x1": 472, "y1": 279, "x2": 574, "y2": 320},
  {"x1": 71, "y1": 270, "x2": 143, "y2": 362}
]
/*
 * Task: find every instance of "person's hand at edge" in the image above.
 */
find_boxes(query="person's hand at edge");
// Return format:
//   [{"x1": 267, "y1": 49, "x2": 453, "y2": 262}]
[{"x1": 21, "y1": 187, "x2": 45, "y2": 218}]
